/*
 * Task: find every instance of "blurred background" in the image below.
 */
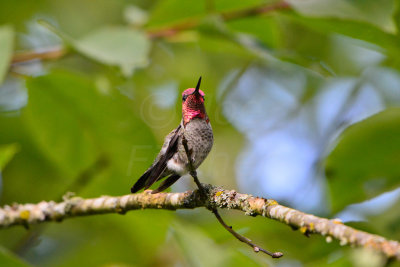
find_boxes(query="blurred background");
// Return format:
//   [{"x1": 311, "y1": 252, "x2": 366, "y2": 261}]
[{"x1": 1, "y1": 0, "x2": 400, "y2": 266}]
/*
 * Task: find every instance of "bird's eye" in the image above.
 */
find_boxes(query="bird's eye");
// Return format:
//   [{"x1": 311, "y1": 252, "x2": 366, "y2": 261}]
[{"x1": 182, "y1": 95, "x2": 188, "y2": 101}]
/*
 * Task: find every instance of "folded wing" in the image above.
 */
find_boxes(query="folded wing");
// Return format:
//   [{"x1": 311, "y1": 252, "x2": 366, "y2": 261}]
[{"x1": 130, "y1": 125, "x2": 182, "y2": 193}]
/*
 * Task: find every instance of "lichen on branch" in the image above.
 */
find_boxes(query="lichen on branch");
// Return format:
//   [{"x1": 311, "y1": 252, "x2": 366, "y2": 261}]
[{"x1": 0, "y1": 185, "x2": 399, "y2": 260}]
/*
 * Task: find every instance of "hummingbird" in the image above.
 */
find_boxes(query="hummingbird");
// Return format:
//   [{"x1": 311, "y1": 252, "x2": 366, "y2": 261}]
[{"x1": 131, "y1": 77, "x2": 213, "y2": 194}]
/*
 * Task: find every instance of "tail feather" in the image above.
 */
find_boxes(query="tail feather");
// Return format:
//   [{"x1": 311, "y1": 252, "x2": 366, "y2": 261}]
[
  {"x1": 131, "y1": 170, "x2": 152, "y2": 193},
  {"x1": 151, "y1": 174, "x2": 181, "y2": 194},
  {"x1": 144, "y1": 160, "x2": 168, "y2": 189}
]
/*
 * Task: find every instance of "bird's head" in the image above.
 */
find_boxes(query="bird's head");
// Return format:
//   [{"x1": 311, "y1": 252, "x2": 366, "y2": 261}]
[{"x1": 182, "y1": 77, "x2": 208, "y2": 125}]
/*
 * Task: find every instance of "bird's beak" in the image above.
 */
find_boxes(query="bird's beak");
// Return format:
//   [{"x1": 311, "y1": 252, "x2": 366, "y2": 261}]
[{"x1": 192, "y1": 76, "x2": 202, "y2": 95}]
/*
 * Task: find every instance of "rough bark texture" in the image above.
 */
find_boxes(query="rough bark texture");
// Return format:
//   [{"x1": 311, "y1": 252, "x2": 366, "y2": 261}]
[{"x1": 1, "y1": 185, "x2": 399, "y2": 260}]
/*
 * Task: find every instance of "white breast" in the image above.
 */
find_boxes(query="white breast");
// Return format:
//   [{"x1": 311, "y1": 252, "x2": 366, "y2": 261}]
[{"x1": 167, "y1": 158, "x2": 187, "y2": 175}]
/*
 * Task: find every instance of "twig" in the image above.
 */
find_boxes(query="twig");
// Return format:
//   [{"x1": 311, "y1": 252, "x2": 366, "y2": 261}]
[
  {"x1": 211, "y1": 210, "x2": 282, "y2": 258},
  {"x1": 11, "y1": 46, "x2": 67, "y2": 64},
  {"x1": 181, "y1": 135, "x2": 283, "y2": 258}
]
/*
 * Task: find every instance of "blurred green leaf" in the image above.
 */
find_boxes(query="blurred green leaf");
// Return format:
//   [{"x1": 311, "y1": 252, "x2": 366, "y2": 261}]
[
  {"x1": 198, "y1": 33, "x2": 255, "y2": 60},
  {"x1": 123, "y1": 5, "x2": 149, "y2": 26},
  {"x1": 147, "y1": 0, "x2": 266, "y2": 29},
  {"x1": 0, "y1": 143, "x2": 19, "y2": 171},
  {"x1": 0, "y1": 25, "x2": 14, "y2": 85},
  {"x1": 227, "y1": 16, "x2": 281, "y2": 49},
  {"x1": 284, "y1": 12, "x2": 400, "y2": 58},
  {"x1": 74, "y1": 27, "x2": 150, "y2": 76},
  {"x1": 214, "y1": 0, "x2": 264, "y2": 12},
  {"x1": 24, "y1": 72, "x2": 101, "y2": 178},
  {"x1": 39, "y1": 21, "x2": 150, "y2": 77},
  {"x1": 43, "y1": 211, "x2": 174, "y2": 267},
  {"x1": 274, "y1": 17, "x2": 335, "y2": 75},
  {"x1": 24, "y1": 70, "x2": 157, "y2": 196},
  {"x1": 147, "y1": 0, "x2": 205, "y2": 28},
  {"x1": 362, "y1": 195, "x2": 400, "y2": 240},
  {"x1": 326, "y1": 108, "x2": 400, "y2": 212},
  {"x1": 0, "y1": 246, "x2": 31, "y2": 267},
  {"x1": 287, "y1": 0, "x2": 396, "y2": 33},
  {"x1": 395, "y1": 1, "x2": 400, "y2": 33},
  {"x1": 0, "y1": 113, "x2": 65, "y2": 204},
  {"x1": 171, "y1": 220, "x2": 231, "y2": 267}
]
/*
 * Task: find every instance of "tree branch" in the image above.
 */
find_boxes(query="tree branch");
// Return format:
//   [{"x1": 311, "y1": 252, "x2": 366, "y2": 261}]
[
  {"x1": 11, "y1": 1, "x2": 290, "y2": 64},
  {"x1": 11, "y1": 46, "x2": 67, "y2": 64},
  {"x1": 1, "y1": 186, "x2": 399, "y2": 260}
]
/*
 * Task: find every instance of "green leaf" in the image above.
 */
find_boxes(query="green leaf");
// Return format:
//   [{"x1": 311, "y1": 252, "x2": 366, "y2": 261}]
[
  {"x1": 171, "y1": 220, "x2": 232, "y2": 267},
  {"x1": 0, "y1": 143, "x2": 19, "y2": 171},
  {"x1": 147, "y1": 0, "x2": 265, "y2": 29},
  {"x1": 364, "y1": 195, "x2": 400, "y2": 239},
  {"x1": 325, "y1": 108, "x2": 400, "y2": 212},
  {"x1": 283, "y1": 12, "x2": 400, "y2": 58},
  {"x1": 24, "y1": 72, "x2": 100, "y2": 178},
  {"x1": 214, "y1": 0, "x2": 264, "y2": 12},
  {"x1": 0, "y1": 114, "x2": 65, "y2": 204},
  {"x1": 395, "y1": 1, "x2": 400, "y2": 33},
  {"x1": 287, "y1": 0, "x2": 396, "y2": 33},
  {"x1": 43, "y1": 211, "x2": 174, "y2": 267},
  {"x1": 124, "y1": 5, "x2": 149, "y2": 26},
  {"x1": 0, "y1": 246, "x2": 31, "y2": 267},
  {"x1": 0, "y1": 25, "x2": 14, "y2": 85},
  {"x1": 74, "y1": 27, "x2": 150, "y2": 76},
  {"x1": 147, "y1": 0, "x2": 206, "y2": 28},
  {"x1": 24, "y1": 70, "x2": 157, "y2": 196},
  {"x1": 39, "y1": 21, "x2": 150, "y2": 77},
  {"x1": 227, "y1": 16, "x2": 281, "y2": 49}
]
